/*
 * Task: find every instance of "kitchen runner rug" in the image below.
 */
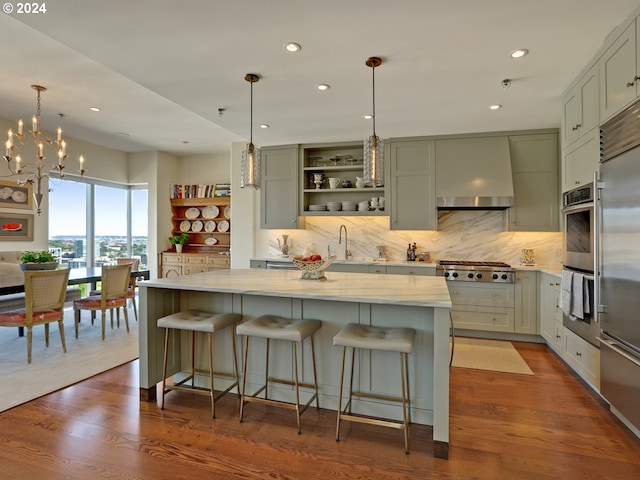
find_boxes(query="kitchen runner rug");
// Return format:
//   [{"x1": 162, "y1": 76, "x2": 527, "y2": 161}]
[
  {"x1": 451, "y1": 337, "x2": 534, "y2": 375},
  {"x1": 0, "y1": 306, "x2": 138, "y2": 412}
]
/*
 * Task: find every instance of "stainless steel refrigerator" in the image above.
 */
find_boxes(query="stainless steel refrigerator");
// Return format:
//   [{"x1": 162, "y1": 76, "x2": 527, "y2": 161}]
[{"x1": 599, "y1": 101, "x2": 640, "y2": 433}]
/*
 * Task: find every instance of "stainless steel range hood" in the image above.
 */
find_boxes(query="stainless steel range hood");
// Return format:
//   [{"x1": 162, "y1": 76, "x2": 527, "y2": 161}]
[{"x1": 435, "y1": 136, "x2": 514, "y2": 209}]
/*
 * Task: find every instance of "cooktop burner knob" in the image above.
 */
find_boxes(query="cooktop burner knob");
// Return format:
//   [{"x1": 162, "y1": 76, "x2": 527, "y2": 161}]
[
  {"x1": 476, "y1": 273, "x2": 483, "y2": 279},
  {"x1": 452, "y1": 272, "x2": 458, "y2": 278},
  {"x1": 444, "y1": 272, "x2": 450, "y2": 278},
  {"x1": 501, "y1": 274, "x2": 508, "y2": 280},
  {"x1": 492, "y1": 273, "x2": 499, "y2": 280},
  {"x1": 467, "y1": 272, "x2": 474, "y2": 278}
]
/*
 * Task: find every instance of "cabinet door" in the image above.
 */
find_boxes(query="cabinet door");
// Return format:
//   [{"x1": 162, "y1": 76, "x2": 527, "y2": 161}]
[
  {"x1": 162, "y1": 265, "x2": 182, "y2": 278},
  {"x1": 562, "y1": 128, "x2": 599, "y2": 192},
  {"x1": 388, "y1": 140, "x2": 436, "y2": 230},
  {"x1": 386, "y1": 265, "x2": 435, "y2": 276},
  {"x1": 508, "y1": 134, "x2": 559, "y2": 232},
  {"x1": 539, "y1": 273, "x2": 559, "y2": 344},
  {"x1": 515, "y1": 271, "x2": 538, "y2": 334},
  {"x1": 261, "y1": 146, "x2": 302, "y2": 229},
  {"x1": 600, "y1": 21, "x2": 637, "y2": 122},
  {"x1": 563, "y1": 64, "x2": 600, "y2": 148}
]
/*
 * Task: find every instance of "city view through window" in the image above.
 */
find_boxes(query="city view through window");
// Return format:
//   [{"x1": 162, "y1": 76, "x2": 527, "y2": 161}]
[{"x1": 48, "y1": 179, "x2": 148, "y2": 269}]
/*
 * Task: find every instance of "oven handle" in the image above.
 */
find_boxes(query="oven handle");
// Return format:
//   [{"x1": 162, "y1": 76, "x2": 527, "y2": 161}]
[
  {"x1": 561, "y1": 202, "x2": 594, "y2": 214},
  {"x1": 594, "y1": 170, "x2": 601, "y2": 323},
  {"x1": 599, "y1": 335, "x2": 640, "y2": 368}
]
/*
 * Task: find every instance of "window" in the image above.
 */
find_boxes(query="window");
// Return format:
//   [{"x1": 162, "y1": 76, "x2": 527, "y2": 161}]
[{"x1": 48, "y1": 178, "x2": 148, "y2": 269}]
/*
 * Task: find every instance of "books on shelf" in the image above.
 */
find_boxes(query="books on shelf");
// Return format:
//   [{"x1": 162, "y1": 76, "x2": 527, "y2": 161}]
[{"x1": 170, "y1": 184, "x2": 230, "y2": 199}]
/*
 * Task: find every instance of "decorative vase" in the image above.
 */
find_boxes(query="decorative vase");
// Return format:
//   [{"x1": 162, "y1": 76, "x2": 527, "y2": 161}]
[{"x1": 175, "y1": 244, "x2": 183, "y2": 254}]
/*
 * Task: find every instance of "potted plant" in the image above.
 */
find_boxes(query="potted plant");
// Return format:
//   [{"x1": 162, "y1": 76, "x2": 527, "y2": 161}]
[
  {"x1": 19, "y1": 250, "x2": 59, "y2": 271},
  {"x1": 169, "y1": 233, "x2": 189, "y2": 253}
]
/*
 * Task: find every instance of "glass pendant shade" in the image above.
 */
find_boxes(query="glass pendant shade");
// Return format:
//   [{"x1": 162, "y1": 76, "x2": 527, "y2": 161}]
[
  {"x1": 241, "y1": 142, "x2": 261, "y2": 189},
  {"x1": 363, "y1": 134, "x2": 384, "y2": 187}
]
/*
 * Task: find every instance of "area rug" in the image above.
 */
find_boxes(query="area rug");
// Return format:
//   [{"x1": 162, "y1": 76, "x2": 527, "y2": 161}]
[
  {"x1": 0, "y1": 307, "x2": 138, "y2": 412},
  {"x1": 451, "y1": 337, "x2": 534, "y2": 375}
]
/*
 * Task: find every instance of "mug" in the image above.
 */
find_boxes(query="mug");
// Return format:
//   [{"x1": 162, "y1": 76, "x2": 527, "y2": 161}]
[{"x1": 328, "y1": 177, "x2": 341, "y2": 189}]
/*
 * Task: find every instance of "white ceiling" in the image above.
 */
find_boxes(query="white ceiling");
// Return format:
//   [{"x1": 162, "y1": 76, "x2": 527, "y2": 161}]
[{"x1": 0, "y1": 0, "x2": 638, "y2": 157}]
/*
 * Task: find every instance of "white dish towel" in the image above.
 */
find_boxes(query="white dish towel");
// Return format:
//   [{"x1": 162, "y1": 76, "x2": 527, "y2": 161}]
[
  {"x1": 560, "y1": 270, "x2": 573, "y2": 318},
  {"x1": 571, "y1": 273, "x2": 585, "y2": 320}
]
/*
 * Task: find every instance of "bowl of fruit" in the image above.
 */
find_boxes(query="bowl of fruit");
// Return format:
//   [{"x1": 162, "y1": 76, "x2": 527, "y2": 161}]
[{"x1": 292, "y1": 254, "x2": 335, "y2": 280}]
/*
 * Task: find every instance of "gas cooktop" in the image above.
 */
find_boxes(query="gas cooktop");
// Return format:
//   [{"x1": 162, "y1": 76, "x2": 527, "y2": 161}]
[{"x1": 436, "y1": 260, "x2": 514, "y2": 283}]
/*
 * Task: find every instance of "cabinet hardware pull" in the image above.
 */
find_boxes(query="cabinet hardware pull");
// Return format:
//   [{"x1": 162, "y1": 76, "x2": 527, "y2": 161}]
[
  {"x1": 576, "y1": 352, "x2": 582, "y2": 357},
  {"x1": 627, "y1": 81, "x2": 635, "y2": 87}
]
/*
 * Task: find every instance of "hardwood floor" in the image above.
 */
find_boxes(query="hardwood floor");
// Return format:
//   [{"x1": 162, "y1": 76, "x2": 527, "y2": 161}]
[{"x1": 1, "y1": 342, "x2": 639, "y2": 479}]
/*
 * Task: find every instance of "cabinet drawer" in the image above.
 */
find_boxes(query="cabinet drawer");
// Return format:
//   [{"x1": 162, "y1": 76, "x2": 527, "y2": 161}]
[
  {"x1": 447, "y1": 284, "x2": 514, "y2": 308},
  {"x1": 451, "y1": 306, "x2": 514, "y2": 332},
  {"x1": 564, "y1": 328, "x2": 600, "y2": 388},
  {"x1": 368, "y1": 265, "x2": 387, "y2": 274},
  {"x1": 184, "y1": 256, "x2": 207, "y2": 265},
  {"x1": 162, "y1": 265, "x2": 182, "y2": 278},
  {"x1": 162, "y1": 253, "x2": 182, "y2": 264},
  {"x1": 207, "y1": 256, "x2": 230, "y2": 268},
  {"x1": 386, "y1": 265, "x2": 435, "y2": 276},
  {"x1": 184, "y1": 265, "x2": 208, "y2": 275}
]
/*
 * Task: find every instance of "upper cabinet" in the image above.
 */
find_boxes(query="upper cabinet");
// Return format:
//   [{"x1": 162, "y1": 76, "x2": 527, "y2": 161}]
[
  {"x1": 260, "y1": 145, "x2": 304, "y2": 229},
  {"x1": 388, "y1": 139, "x2": 436, "y2": 230},
  {"x1": 508, "y1": 133, "x2": 559, "y2": 232},
  {"x1": 299, "y1": 142, "x2": 386, "y2": 217},
  {"x1": 562, "y1": 128, "x2": 599, "y2": 192},
  {"x1": 561, "y1": 63, "x2": 599, "y2": 147},
  {"x1": 599, "y1": 20, "x2": 640, "y2": 122}
]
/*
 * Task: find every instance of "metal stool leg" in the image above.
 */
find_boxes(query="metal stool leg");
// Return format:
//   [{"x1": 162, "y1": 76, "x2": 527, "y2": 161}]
[
  {"x1": 336, "y1": 345, "x2": 348, "y2": 442},
  {"x1": 239, "y1": 335, "x2": 250, "y2": 422},
  {"x1": 208, "y1": 332, "x2": 215, "y2": 418},
  {"x1": 293, "y1": 341, "x2": 301, "y2": 434},
  {"x1": 401, "y1": 352, "x2": 410, "y2": 454},
  {"x1": 310, "y1": 334, "x2": 320, "y2": 409},
  {"x1": 161, "y1": 328, "x2": 170, "y2": 410}
]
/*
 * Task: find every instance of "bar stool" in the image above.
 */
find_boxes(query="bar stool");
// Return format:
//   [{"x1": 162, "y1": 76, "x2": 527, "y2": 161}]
[
  {"x1": 333, "y1": 323, "x2": 416, "y2": 453},
  {"x1": 237, "y1": 315, "x2": 321, "y2": 434},
  {"x1": 158, "y1": 310, "x2": 242, "y2": 418}
]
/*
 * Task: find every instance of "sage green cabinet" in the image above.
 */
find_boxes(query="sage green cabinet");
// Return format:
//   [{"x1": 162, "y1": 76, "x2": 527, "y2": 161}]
[
  {"x1": 508, "y1": 133, "x2": 559, "y2": 232},
  {"x1": 539, "y1": 273, "x2": 561, "y2": 352},
  {"x1": 260, "y1": 145, "x2": 304, "y2": 229},
  {"x1": 562, "y1": 128, "x2": 599, "y2": 192},
  {"x1": 599, "y1": 21, "x2": 638, "y2": 122},
  {"x1": 388, "y1": 140, "x2": 436, "y2": 230},
  {"x1": 514, "y1": 271, "x2": 538, "y2": 334},
  {"x1": 561, "y1": 63, "x2": 599, "y2": 147}
]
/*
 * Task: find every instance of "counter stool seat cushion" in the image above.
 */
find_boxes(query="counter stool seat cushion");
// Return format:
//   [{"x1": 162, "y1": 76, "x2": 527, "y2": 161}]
[
  {"x1": 333, "y1": 323, "x2": 415, "y2": 353},
  {"x1": 237, "y1": 316, "x2": 321, "y2": 341},
  {"x1": 157, "y1": 310, "x2": 241, "y2": 333}
]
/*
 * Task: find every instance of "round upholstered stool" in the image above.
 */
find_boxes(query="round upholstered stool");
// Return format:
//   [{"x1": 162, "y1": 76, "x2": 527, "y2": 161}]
[
  {"x1": 237, "y1": 315, "x2": 321, "y2": 434},
  {"x1": 157, "y1": 310, "x2": 242, "y2": 418},
  {"x1": 333, "y1": 323, "x2": 416, "y2": 453}
]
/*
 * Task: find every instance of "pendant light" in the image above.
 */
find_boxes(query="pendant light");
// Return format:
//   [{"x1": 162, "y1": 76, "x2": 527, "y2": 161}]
[
  {"x1": 241, "y1": 73, "x2": 261, "y2": 189},
  {"x1": 363, "y1": 56, "x2": 384, "y2": 187}
]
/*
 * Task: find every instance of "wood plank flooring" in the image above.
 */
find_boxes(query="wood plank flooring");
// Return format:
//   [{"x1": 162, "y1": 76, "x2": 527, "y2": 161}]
[{"x1": 0, "y1": 342, "x2": 639, "y2": 479}]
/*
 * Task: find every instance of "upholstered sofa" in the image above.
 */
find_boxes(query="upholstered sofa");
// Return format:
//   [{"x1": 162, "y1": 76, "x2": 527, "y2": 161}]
[{"x1": 0, "y1": 250, "x2": 81, "y2": 312}]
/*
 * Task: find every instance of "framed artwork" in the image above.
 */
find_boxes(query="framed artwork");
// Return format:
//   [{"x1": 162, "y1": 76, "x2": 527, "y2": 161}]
[
  {"x1": 0, "y1": 213, "x2": 34, "y2": 241},
  {"x1": 0, "y1": 180, "x2": 33, "y2": 210}
]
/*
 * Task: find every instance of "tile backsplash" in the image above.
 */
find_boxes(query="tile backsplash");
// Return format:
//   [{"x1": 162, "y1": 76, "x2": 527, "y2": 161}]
[{"x1": 261, "y1": 210, "x2": 562, "y2": 267}]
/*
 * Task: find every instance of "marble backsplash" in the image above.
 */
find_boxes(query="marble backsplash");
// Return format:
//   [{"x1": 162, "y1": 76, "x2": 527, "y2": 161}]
[{"x1": 260, "y1": 210, "x2": 563, "y2": 267}]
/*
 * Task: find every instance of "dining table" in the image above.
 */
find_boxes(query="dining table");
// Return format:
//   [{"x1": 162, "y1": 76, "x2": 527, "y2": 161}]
[{"x1": 0, "y1": 266, "x2": 150, "y2": 336}]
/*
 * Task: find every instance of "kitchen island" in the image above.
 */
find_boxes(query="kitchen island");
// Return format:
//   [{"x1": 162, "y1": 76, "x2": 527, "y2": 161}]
[{"x1": 138, "y1": 268, "x2": 452, "y2": 458}]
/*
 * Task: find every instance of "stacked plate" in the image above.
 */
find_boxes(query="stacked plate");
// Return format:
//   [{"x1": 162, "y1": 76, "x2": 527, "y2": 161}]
[
  {"x1": 358, "y1": 201, "x2": 370, "y2": 211},
  {"x1": 327, "y1": 201, "x2": 342, "y2": 211},
  {"x1": 342, "y1": 201, "x2": 357, "y2": 211},
  {"x1": 308, "y1": 204, "x2": 327, "y2": 211}
]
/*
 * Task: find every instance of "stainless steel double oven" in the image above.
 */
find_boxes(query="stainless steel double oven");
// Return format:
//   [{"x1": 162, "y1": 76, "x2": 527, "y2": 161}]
[{"x1": 562, "y1": 180, "x2": 598, "y2": 347}]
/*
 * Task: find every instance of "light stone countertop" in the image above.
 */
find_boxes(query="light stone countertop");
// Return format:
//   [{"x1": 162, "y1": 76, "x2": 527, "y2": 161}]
[{"x1": 142, "y1": 268, "x2": 452, "y2": 308}]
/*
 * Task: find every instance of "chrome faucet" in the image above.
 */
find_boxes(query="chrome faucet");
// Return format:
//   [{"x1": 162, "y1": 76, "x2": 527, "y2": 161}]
[{"x1": 338, "y1": 224, "x2": 352, "y2": 260}]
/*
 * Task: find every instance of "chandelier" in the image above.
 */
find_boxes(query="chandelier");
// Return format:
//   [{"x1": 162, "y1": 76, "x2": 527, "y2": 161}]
[
  {"x1": 3, "y1": 84, "x2": 86, "y2": 215},
  {"x1": 363, "y1": 57, "x2": 384, "y2": 187},
  {"x1": 240, "y1": 73, "x2": 261, "y2": 189}
]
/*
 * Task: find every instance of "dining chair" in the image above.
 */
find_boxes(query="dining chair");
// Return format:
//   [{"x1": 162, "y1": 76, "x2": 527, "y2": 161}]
[
  {"x1": 0, "y1": 269, "x2": 70, "y2": 363},
  {"x1": 90, "y1": 258, "x2": 140, "y2": 321},
  {"x1": 73, "y1": 263, "x2": 132, "y2": 340}
]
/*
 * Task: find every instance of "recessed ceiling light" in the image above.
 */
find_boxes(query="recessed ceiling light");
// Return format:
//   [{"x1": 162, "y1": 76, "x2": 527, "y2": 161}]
[
  {"x1": 260, "y1": 124, "x2": 269, "y2": 129},
  {"x1": 509, "y1": 49, "x2": 529, "y2": 59},
  {"x1": 283, "y1": 42, "x2": 301, "y2": 53},
  {"x1": 489, "y1": 104, "x2": 502, "y2": 110},
  {"x1": 90, "y1": 107, "x2": 101, "y2": 112},
  {"x1": 363, "y1": 114, "x2": 373, "y2": 120},
  {"x1": 316, "y1": 84, "x2": 330, "y2": 91}
]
